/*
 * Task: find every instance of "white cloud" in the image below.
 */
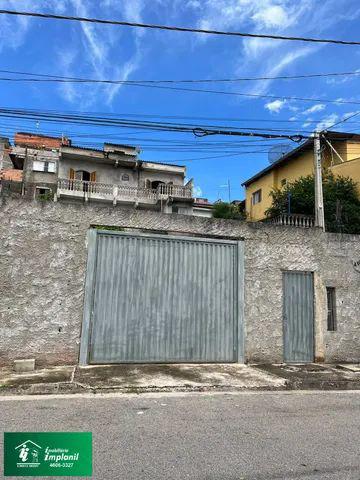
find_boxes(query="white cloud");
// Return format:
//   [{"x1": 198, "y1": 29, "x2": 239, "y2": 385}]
[
  {"x1": 104, "y1": 45, "x2": 143, "y2": 106},
  {"x1": 57, "y1": 48, "x2": 79, "y2": 104},
  {"x1": 188, "y1": 0, "x2": 360, "y2": 102},
  {"x1": 265, "y1": 99, "x2": 286, "y2": 113},
  {"x1": 239, "y1": 39, "x2": 317, "y2": 98},
  {"x1": 288, "y1": 105, "x2": 300, "y2": 113},
  {"x1": 302, "y1": 104, "x2": 326, "y2": 115},
  {"x1": 54, "y1": 0, "x2": 145, "y2": 106},
  {"x1": 252, "y1": 5, "x2": 288, "y2": 29},
  {"x1": 0, "y1": 0, "x2": 69, "y2": 53},
  {"x1": 316, "y1": 114, "x2": 339, "y2": 131},
  {"x1": 193, "y1": 185, "x2": 203, "y2": 197},
  {"x1": 0, "y1": 0, "x2": 146, "y2": 106},
  {"x1": 340, "y1": 111, "x2": 360, "y2": 119}
]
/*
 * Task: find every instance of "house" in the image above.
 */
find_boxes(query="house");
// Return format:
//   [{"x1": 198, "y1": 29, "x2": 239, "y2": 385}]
[
  {"x1": 192, "y1": 197, "x2": 213, "y2": 217},
  {"x1": 242, "y1": 131, "x2": 360, "y2": 221},
  {"x1": 1, "y1": 132, "x2": 205, "y2": 216}
]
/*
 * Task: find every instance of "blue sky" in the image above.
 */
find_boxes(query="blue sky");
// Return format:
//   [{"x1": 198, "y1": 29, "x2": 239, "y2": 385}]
[{"x1": 1, "y1": 0, "x2": 360, "y2": 200}]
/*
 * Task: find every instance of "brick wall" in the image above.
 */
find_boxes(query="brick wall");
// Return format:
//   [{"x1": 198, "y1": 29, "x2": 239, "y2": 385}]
[
  {"x1": 14, "y1": 132, "x2": 70, "y2": 149},
  {"x1": 0, "y1": 169, "x2": 23, "y2": 181}
]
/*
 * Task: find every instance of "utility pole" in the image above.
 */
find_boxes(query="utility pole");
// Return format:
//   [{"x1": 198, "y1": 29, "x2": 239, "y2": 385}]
[
  {"x1": 313, "y1": 131, "x2": 325, "y2": 230},
  {"x1": 227, "y1": 179, "x2": 231, "y2": 203}
]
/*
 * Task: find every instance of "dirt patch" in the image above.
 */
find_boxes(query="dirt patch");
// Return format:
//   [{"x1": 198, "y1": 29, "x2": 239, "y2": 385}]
[
  {"x1": 1, "y1": 368, "x2": 73, "y2": 387},
  {"x1": 75, "y1": 364, "x2": 205, "y2": 387}
]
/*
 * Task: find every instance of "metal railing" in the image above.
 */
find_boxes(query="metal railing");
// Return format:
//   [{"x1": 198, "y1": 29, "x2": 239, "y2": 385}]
[
  {"x1": 57, "y1": 178, "x2": 192, "y2": 202},
  {"x1": 267, "y1": 214, "x2": 315, "y2": 228}
]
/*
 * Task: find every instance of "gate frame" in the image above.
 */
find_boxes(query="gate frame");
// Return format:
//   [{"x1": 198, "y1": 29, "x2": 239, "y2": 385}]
[{"x1": 79, "y1": 229, "x2": 244, "y2": 365}]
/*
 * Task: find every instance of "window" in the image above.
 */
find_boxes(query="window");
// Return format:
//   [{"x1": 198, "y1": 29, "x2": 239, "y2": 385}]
[
  {"x1": 121, "y1": 174, "x2": 129, "y2": 181},
  {"x1": 281, "y1": 178, "x2": 287, "y2": 187},
  {"x1": 252, "y1": 189, "x2": 262, "y2": 205},
  {"x1": 75, "y1": 170, "x2": 91, "y2": 181},
  {"x1": 33, "y1": 160, "x2": 56, "y2": 173},
  {"x1": 326, "y1": 287, "x2": 337, "y2": 331},
  {"x1": 35, "y1": 187, "x2": 52, "y2": 200},
  {"x1": 36, "y1": 187, "x2": 50, "y2": 195},
  {"x1": 151, "y1": 180, "x2": 165, "y2": 190}
]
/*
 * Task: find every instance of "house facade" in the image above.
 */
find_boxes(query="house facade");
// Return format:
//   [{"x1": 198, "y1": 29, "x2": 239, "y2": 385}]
[
  {"x1": 1, "y1": 132, "x2": 212, "y2": 217},
  {"x1": 242, "y1": 131, "x2": 360, "y2": 221}
]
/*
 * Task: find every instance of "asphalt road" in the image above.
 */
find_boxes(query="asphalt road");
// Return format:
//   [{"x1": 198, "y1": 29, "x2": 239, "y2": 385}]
[{"x1": 0, "y1": 391, "x2": 360, "y2": 480}]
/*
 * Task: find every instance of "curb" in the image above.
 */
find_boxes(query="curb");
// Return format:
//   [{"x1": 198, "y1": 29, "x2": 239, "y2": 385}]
[{"x1": 0, "y1": 381, "x2": 288, "y2": 396}]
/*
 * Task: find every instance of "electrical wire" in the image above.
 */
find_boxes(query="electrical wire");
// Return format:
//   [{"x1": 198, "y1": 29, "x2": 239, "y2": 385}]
[
  {"x1": 3, "y1": 70, "x2": 360, "y2": 105},
  {"x1": 1, "y1": 9, "x2": 360, "y2": 46},
  {"x1": 1, "y1": 68, "x2": 360, "y2": 84},
  {"x1": 3, "y1": 106, "x2": 360, "y2": 126},
  {"x1": 325, "y1": 111, "x2": 360, "y2": 130},
  {"x1": 0, "y1": 107, "x2": 310, "y2": 140}
]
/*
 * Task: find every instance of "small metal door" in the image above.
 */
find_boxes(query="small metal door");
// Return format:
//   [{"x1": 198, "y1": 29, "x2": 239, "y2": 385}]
[{"x1": 283, "y1": 271, "x2": 314, "y2": 363}]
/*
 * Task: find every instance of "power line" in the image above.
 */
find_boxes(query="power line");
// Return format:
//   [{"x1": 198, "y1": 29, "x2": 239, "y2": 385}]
[
  {"x1": 0, "y1": 107, "x2": 310, "y2": 136},
  {"x1": 1, "y1": 9, "x2": 360, "y2": 46},
  {"x1": 3, "y1": 105, "x2": 360, "y2": 126},
  {"x1": 0, "y1": 106, "x2": 308, "y2": 142},
  {"x1": 1, "y1": 68, "x2": 360, "y2": 84},
  {"x1": 137, "y1": 150, "x2": 272, "y2": 162},
  {"x1": 0, "y1": 121, "x2": 285, "y2": 145},
  {"x1": 108, "y1": 82, "x2": 360, "y2": 106},
  {"x1": 0, "y1": 69, "x2": 360, "y2": 105},
  {"x1": 325, "y1": 110, "x2": 360, "y2": 130},
  {"x1": 3, "y1": 72, "x2": 360, "y2": 107}
]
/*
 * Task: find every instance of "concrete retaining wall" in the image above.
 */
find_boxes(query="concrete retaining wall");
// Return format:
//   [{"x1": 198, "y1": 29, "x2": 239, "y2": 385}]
[{"x1": 1, "y1": 197, "x2": 359, "y2": 366}]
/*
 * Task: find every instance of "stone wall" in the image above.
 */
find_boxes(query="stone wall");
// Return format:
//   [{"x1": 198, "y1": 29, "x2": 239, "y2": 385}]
[{"x1": 0, "y1": 197, "x2": 359, "y2": 366}]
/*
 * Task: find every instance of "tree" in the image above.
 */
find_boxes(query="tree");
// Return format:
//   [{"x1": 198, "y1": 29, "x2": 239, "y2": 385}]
[
  {"x1": 213, "y1": 201, "x2": 246, "y2": 220},
  {"x1": 265, "y1": 172, "x2": 360, "y2": 234}
]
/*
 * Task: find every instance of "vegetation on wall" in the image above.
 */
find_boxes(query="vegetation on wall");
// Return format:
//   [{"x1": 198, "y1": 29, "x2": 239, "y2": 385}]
[
  {"x1": 265, "y1": 172, "x2": 360, "y2": 234},
  {"x1": 91, "y1": 225, "x2": 125, "y2": 231},
  {"x1": 212, "y1": 201, "x2": 246, "y2": 220},
  {"x1": 36, "y1": 191, "x2": 54, "y2": 202}
]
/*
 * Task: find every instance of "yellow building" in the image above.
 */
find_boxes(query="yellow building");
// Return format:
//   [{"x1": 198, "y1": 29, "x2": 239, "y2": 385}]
[{"x1": 242, "y1": 131, "x2": 360, "y2": 221}]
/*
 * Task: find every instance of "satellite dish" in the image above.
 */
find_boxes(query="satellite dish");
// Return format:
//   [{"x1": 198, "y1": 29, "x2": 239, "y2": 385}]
[{"x1": 268, "y1": 143, "x2": 293, "y2": 164}]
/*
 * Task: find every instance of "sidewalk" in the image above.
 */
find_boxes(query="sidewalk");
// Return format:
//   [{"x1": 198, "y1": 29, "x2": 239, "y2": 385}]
[
  {"x1": 0, "y1": 363, "x2": 285, "y2": 395},
  {"x1": 1, "y1": 363, "x2": 360, "y2": 396},
  {"x1": 254, "y1": 363, "x2": 360, "y2": 390}
]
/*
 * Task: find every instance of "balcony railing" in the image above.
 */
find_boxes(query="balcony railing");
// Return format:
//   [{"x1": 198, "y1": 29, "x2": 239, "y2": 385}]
[
  {"x1": 58, "y1": 178, "x2": 114, "y2": 196},
  {"x1": 266, "y1": 214, "x2": 315, "y2": 228},
  {"x1": 158, "y1": 183, "x2": 193, "y2": 198},
  {"x1": 57, "y1": 178, "x2": 192, "y2": 203}
]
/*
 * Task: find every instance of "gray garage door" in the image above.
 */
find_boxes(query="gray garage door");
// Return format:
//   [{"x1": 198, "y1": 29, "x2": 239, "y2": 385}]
[{"x1": 80, "y1": 230, "x2": 244, "y2": 364}]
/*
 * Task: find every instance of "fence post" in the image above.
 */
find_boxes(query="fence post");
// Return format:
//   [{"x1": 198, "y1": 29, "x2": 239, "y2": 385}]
[{"x1": 113, "y1": 185, "x2": 118, "y2": 206}]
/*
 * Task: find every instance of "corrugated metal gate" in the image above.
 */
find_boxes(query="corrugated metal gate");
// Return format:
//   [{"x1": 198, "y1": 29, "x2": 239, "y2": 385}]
[
  {"x1": 283, "y1": 271, "x2": 314, "y2": 363},
  {"x1": 80, "y1": 230, "x2": 244, "y2": 364}
]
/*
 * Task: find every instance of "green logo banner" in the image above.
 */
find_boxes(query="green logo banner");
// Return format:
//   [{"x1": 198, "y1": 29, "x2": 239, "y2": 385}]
[{"x1": 3, "y1": 432, "x2": 92, "y2": 477}]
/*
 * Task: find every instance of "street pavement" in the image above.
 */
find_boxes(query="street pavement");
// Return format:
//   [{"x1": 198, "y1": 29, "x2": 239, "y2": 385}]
[{"x1": 0, "y1": 390, "x2": 359, "y2": 479}]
